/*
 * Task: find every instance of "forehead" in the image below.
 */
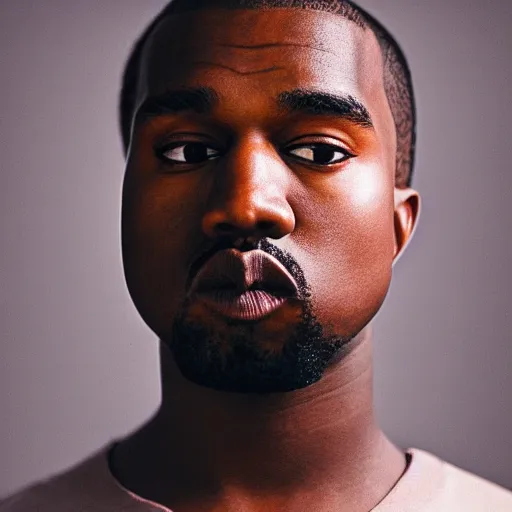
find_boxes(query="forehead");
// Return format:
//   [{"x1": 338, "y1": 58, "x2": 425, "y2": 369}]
[{"x1": 137, "y1": 8, "x2": 387, "y2": 113}]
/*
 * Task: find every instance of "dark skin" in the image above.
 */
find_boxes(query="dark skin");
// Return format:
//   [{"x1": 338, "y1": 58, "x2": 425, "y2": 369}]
[{"x1": 113, "y1": 7, "x2": 420, "y2": 512}]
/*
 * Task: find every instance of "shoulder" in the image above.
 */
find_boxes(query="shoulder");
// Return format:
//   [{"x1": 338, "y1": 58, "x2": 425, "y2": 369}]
[
  {"x1": 0, "y1": 480, "x2": 57, "y2": 512},
  {"x1": 411, "y1": 448, "x2": 512, "y2": 511},
  {"x1": 441, "y1": 457, "x2": 512, "y2": 510},
  {"x1": 0, "y1": 445, "x2": 141, "y2": 512}
]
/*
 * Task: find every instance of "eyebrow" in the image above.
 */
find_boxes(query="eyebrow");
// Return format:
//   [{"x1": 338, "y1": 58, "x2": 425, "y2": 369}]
[
  {"x1": 137, "y1": 87, "x2": 219, "y2": 120},
  {"x1": 278, "y1": 89, "x2": 373, "y2": 128},
  {"x1": 136, "y1": 87, "x2": 373, "y2": 128}
]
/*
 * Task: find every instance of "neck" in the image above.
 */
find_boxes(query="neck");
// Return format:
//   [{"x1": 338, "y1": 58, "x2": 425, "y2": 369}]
[{"x1": 111, "y1": 327, "x2": 406, "y2": 511}]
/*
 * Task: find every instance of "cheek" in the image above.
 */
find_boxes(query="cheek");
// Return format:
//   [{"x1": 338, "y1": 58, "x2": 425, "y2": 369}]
[
  {"x1": 121, "y1": 167, "x2": 207, "y2": 331},
  {"x1": 295, "y1": 165, "x2": 395, "y2": 334}
]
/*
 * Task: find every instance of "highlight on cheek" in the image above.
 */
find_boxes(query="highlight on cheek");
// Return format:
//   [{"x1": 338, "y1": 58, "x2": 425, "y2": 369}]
[{"x1": 347, "y1": 165, "x2": 389, "y2": 210}]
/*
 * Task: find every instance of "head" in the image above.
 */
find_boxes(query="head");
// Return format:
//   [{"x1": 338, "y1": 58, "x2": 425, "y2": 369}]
[{"x1": 120, "y1": 0, "x2": 420, "y2": 393}]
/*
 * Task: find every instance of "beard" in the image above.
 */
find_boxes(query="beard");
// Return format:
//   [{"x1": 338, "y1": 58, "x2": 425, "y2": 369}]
[{"x1": 163, "y1": 238, "x2": 355, "y2": 393}]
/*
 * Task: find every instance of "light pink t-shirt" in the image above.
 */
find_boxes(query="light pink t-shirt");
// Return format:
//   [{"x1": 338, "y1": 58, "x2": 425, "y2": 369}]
[{"x1": 1, "y1": 445, "x2": 511, "y2": 511}]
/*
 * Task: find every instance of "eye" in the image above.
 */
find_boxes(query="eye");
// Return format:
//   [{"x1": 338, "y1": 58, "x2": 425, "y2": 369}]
[
  {"x1": 159, "y1": 142, "x2": 220, "y2": 164},
  {"x1": 287, "y1": 143, "x2": 353, "y2": 165}
]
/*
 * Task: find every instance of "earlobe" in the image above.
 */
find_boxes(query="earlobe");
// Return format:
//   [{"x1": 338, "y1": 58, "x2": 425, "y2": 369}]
[{"x1": 393, "y1": 188, "x2": 421, "y2": 264}]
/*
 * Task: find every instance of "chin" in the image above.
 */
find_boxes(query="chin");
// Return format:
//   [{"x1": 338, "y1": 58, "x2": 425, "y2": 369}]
[{"x1": 164, "y1": 295, "x2": 357, "y2": 394}]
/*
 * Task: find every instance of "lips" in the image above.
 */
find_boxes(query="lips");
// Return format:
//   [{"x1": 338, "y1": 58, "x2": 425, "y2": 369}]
[{"x1": 187, "y1": 249, "x2": 299, "y2": 321}]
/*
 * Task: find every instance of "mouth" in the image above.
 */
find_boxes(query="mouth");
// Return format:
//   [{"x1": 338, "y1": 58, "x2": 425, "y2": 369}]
[
  {"x1": 187, "y1": 248, "x2": 299, "y2": 321},
  {"x1": 194, "y1": 288, "x2": 289, "y2": 321}
]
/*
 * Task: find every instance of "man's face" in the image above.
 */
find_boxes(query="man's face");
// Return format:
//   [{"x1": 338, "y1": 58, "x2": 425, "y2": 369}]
[{"x1": 122, "y1": 8, "x2": 398, "y2": 392}]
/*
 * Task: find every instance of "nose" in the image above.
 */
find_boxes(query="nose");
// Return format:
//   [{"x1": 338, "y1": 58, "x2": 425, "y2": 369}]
[{"x1": 202, "y1": 137, "x2": 295, "y2": 242}]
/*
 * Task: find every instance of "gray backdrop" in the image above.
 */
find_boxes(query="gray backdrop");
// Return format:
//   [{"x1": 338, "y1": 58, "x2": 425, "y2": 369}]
[{"x1": 1, "y1": 0, "x2": 511, "y2": 497}]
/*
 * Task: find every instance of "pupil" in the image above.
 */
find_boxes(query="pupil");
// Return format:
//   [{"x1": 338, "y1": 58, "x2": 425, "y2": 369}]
[
  {"x1": 314, "y1": 145, "x2": 335, "y2": 164},
  {"x1": 184, "y1": 143, "x2": 207, "y2": 163}
]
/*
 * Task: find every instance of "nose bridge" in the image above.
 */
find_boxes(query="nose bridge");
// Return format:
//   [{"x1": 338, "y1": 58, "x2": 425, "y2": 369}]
[
  {"x1": 202, "y1": 135, "x2": 295, "y2": 240},
  {"x1": 225, "y1": 136, "x2": 281, "y2": 203}
]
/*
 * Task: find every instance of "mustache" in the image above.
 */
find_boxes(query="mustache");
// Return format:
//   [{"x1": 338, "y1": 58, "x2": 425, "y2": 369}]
[{"x1": 187, "y1": 238, "x2": 310, "y2": 298}]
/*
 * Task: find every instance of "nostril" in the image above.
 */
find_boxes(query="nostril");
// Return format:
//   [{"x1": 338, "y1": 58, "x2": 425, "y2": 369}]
[
  {"x1": 213, "y1": 220, "x2": 276, "y2": 238},
  {"x1": 216, "y1": 222, "x2": 233, "y2": 233},
  {"x1": 257, "y1": 220, "x2": 274, "y2": 231}
]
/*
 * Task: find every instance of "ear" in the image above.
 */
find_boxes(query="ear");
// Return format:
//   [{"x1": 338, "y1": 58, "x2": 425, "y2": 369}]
[{"x1": 393, "y1": 187, "x2": 421, "y2": 265}]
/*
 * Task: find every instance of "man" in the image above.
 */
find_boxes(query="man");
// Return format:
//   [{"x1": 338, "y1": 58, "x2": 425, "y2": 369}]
[{"x1": 2, "y1": 0, "x2": 511, "y2": 510}]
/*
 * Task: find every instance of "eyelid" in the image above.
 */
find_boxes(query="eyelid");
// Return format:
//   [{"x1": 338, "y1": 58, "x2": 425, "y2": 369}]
[
  {"x1": 155, "y1": 133, "x2": 221, "y2": 149},
  {"x1": 159, "y1": 140, "x2": 221, "y2": 153},
  {"x1": 286, "y1": 141, "x2": 352, "y2": 153},
  {"x1": 285, "y1": 133, "x2": 354, "y2": 150}
]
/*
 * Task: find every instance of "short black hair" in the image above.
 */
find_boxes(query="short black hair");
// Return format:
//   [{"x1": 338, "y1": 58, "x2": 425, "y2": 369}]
[{"x1": 119, "y1": 0, "x2": 416, "y2": 188}]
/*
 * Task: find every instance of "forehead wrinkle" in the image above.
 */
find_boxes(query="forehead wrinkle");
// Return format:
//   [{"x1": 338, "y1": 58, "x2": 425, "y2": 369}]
[
  {"x1": 193, "y1": 41, "x2": 345, "y2": 76},
  {"x1": 192, "y1": 61, "x2": 286, "y2": 76},
  {"x1": 146, "y1": 9, "x2": 364, "y2": 65},
  {"x1": 218, "y1": 42, "x2": 339, "y2": 56},
  {"x1": 139, "y1": 9, "x2": 387, "y2": 129}
]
